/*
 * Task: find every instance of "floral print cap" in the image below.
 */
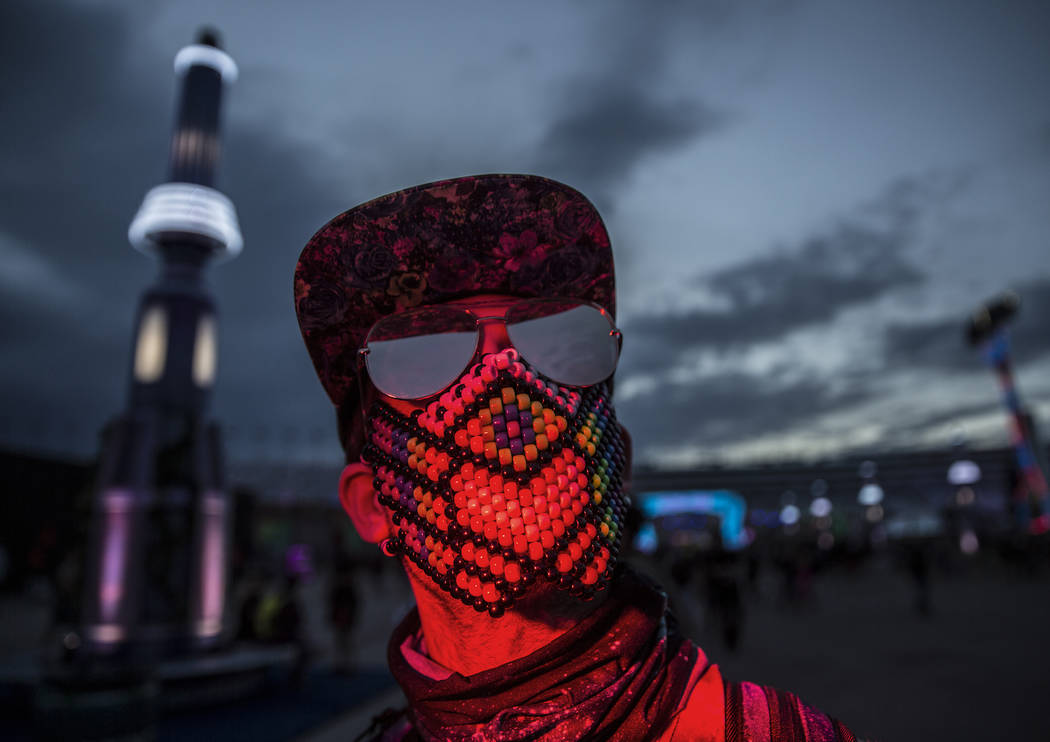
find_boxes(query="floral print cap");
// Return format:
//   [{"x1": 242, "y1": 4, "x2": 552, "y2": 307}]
[{"x1": 294, "y1": 174, "x2": 616, "y2": 409}]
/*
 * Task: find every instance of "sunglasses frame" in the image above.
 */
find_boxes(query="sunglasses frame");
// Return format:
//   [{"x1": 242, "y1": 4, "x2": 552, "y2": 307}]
[{"x1": 357, "y1": 296, "x2": 622, "y2": 403}]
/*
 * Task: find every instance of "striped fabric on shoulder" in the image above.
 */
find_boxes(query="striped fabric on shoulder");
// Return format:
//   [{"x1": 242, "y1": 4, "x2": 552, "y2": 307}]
[{"x1": 724, "y1": 681, "x2": 857, "y2": 742}]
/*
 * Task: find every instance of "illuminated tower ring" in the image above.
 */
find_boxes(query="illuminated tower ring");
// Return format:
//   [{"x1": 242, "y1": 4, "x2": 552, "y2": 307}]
[{"x1": 128, "y1": 43, "x2": 242, "y2": 260}]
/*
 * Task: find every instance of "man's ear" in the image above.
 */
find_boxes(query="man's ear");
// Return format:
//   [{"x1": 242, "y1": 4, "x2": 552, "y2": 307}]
[{"x1": 338, "y1": 461, "x2": 391, "y2": 544}]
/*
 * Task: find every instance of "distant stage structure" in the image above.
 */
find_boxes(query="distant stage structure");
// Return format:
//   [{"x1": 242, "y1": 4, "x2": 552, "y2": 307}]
[
  {"x1": 967, "y1": 291, "x2": 1049, "y2": 533},
  {"x1": 78, "y1": 29, "x2": 241, "y2": 662}
]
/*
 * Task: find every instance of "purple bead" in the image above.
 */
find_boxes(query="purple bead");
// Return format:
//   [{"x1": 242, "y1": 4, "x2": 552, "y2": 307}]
[
  {"x1": 495, "y1": 432, "x2": 509, "y2": 448},
  {"x1": 509, "y1": 439, "x2": 524, "y2": 455},
  {"x1": 492, "y1": 416, "x2": 506, "y2": 431},
  {"x1": 505, "y1": 404, "x2": 519, "y2": 420},
  {"x1": 523, "y1": 429, "x2": 536, "y2": 445},
  {"x1": 519, "y1": 410, "x2": 532, "y2": 426}
]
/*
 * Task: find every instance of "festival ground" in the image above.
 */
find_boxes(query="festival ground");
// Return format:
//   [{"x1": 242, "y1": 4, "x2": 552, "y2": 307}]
[{"x1": 3, "y1": 554, "x2": 1047, "y2": 740}]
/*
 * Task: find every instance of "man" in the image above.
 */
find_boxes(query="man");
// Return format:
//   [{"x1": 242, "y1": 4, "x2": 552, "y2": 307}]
[{"x1": 295, "y1": 174, "x2": 857, "y2": 741}]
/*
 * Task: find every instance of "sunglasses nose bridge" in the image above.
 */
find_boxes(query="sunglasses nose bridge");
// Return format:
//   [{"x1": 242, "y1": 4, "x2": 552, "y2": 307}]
[{"x1": 475, "y1": 315, "x2": 514, "y2": 355}]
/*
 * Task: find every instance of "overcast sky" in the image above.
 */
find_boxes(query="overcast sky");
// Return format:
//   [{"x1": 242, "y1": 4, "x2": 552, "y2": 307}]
[{"x1": 2, "y1": 0, "x2": 1049, "y2": 468}]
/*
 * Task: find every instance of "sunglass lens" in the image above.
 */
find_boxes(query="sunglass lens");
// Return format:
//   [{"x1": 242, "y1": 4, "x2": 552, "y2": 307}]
[
  {"x1": 365, "y1": 307, "x2": 477, "y2": 399},
  {"x1": 506, "y1": 300, "x2": 619, "y2": 387}
]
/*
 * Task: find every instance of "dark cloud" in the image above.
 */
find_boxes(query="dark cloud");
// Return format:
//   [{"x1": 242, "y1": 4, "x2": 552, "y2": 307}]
[
  {"x1": 535, "y1": 86, "x2": 727, "y2": 208},
  {"x1": 618, "y1": 175, "x2": 941, "y2": 376},
  {"x1": 531, "y1": 2, "x2": 743, "y2": 210},
  {"x1": 618, "y1": 372, "x2": 871, "y2": 455},
  {"x1": 883, "y1": 277, "x2": 1050, "y2": 371}
]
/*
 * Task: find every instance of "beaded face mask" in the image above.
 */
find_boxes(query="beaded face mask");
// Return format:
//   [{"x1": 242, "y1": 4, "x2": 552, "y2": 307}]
[{"x1": 363, "y1": 349, "x2": 629, "y2": 617}]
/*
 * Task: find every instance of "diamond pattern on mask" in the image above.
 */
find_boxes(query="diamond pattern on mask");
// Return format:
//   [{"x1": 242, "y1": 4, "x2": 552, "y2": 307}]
[{"x1": 364, "y1": 350, "x2": 628, "y2": 617}]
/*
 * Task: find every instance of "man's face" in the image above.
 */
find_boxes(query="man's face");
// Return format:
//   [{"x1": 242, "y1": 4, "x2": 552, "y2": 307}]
[{"x1": 361, "y1": 293, "x2": 630, "y2": 617}]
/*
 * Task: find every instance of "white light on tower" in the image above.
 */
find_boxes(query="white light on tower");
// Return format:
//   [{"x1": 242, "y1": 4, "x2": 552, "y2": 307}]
[
  {"x1": 133, "y1": 305, "x2": 168, "y2": 383},
  {"x1": 192, "y1": 314, "x2": 217, "y2": 387}
]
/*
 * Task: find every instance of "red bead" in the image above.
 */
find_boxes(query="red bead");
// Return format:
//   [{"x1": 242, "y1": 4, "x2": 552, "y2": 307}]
[
  {"x1": 484, "y1": 522, "x2": 498, "y2": 541},
  {"x1": 504, "y1": 562, "x2": 521, "y2": 583},
  {"x1": 556, "y1": 553, "x2": 573, "y2": 573},
  {"x1": 513, "y1": 535, "x2": 528, "y2": 554},
  {"x1": 490, "y1": 555, "x2": 505, "y2": 575},
  {"x1": 470, "y1": 516, "x2": 485, "y2": 533},
  {"x1": 528, "y1": 542, "x2": 544, "y2": 561}
]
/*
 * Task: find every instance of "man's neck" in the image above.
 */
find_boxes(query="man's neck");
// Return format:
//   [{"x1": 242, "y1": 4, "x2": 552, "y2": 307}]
[{"x1": 402, "y1": 560, "x2": 607, "y2": 676}]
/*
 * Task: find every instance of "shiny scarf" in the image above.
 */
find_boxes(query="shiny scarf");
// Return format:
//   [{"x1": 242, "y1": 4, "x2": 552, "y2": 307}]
[{"x1": 387, "y1": 568, "x2": 701, "y2": 741}]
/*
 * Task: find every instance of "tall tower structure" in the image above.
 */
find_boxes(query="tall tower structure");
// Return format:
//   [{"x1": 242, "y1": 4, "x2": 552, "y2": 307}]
[
  {"x1": 967, "y1": 292, "x2": 1049, "y2": 534},
  {"x1": 77, "y1": 29, "x2": 241, "y2": 660}
]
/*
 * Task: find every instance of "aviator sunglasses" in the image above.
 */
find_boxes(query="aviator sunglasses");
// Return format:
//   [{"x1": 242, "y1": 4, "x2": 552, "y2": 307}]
[{"x1": 359, "y1": 297, "x2": 622, "y2": 400}]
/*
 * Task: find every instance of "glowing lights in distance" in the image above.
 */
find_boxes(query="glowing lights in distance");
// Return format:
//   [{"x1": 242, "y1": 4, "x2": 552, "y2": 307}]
[
  {"x1": 865, "y1": 504, "x2": 884, "y2": 523},
  {"x1": 858, "y1": 483, "x2": 884, "y2": 506},
  {"x1": 810, "y1": 497, "x2": 832, "y2": 518},
  {"x1": 779, "y1": 504, "x2": 801, "y2": 526},
  {"x1": 959, "y1": 530, "x2": 979, "y2": 555},
  {"x1": 948, "y1": 460, "x2": 981, "y2": 486}
]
